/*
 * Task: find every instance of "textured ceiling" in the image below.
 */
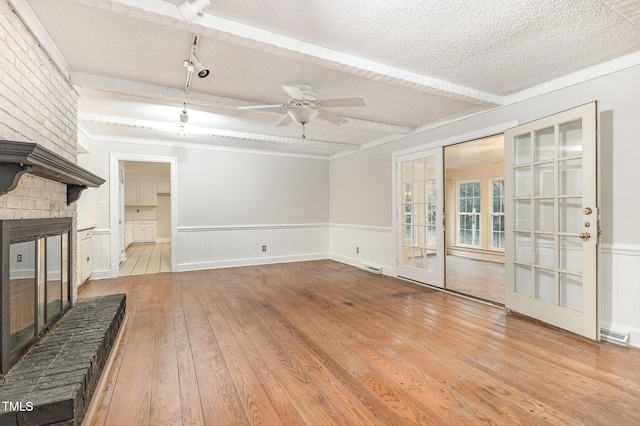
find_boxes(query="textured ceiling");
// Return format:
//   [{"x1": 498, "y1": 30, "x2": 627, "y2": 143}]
[{"x1": 21, "y1": 0, "x2": 640, "y2": 157}]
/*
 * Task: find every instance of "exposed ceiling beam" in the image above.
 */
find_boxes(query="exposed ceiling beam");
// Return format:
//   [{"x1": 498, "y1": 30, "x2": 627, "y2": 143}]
[
  {"x1": 71, "y1": 72, "x2": 413, "y2": 135},
  {"x1": 79, "y1": 112, "x2": 361, "y2": 152},
  {"x1": 62, "y1": 0, "x2": 504, "y2": 106}
]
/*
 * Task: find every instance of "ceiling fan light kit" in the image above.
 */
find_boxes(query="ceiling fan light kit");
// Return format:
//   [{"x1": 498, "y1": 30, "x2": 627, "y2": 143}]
[{"x1": 237, "y1": 84, "x2": 365, "y2": 138}]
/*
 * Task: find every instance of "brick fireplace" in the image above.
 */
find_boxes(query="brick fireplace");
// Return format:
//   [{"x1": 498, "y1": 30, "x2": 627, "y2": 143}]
[
  {"x1": 0, "y1": 140, "x2": 105, "y2": 374},
  {"x1": 0, "y1": 3, "x2": 119, "y2": 422}
]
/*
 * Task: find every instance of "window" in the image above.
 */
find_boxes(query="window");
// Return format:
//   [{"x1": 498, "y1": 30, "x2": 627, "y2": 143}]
[
  {"x1": 457, "y1": 181, "x2": 481, "y2": 246},
  {"x1": 491, "y1": 179, "x2": 505, "y2": 249}
]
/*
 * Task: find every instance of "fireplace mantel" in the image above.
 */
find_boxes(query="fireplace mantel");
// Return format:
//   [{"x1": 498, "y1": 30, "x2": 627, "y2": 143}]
[{"x1": 0, "y1": 140, "x2": 104, "y2": 204}]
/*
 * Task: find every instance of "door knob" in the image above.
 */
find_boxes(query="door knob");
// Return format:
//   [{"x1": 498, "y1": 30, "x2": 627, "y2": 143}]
[
  {"x1": 579, "y1": 232, "x2": 591, "y2": 241},
  {"x1": 583, "y1": 207, "x2": 593, "y2": 215}
]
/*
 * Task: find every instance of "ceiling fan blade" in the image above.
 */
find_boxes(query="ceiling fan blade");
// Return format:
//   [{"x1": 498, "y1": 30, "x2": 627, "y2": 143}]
[
  {"x1": 317, "y1": 97, "x2": 366, "y2": 108},
  {"x1": 276, "y1": 113, "x2": 292, "y2": 127},
  {"x1": 317, "y1": 109, "x2": 347, "y2": 125},
  {"x1": 282, "y1": 85, "x2": 304, "y2": 99},
  {"x1": 237, "y1": 104, "x2": 286, "y2": 110}
]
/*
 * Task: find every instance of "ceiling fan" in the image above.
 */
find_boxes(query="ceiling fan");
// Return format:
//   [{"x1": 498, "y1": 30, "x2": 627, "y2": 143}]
[{"x1": 238, "y1": 84, "x2": 366, "y2": 138}]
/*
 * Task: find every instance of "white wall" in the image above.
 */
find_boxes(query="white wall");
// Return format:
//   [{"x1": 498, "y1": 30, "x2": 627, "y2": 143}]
[
  {"x1": 329, "y1": 64, "x2": 640, "y2": 347},
  {"x1": 78, "y1": 139, "x2": 330, "y2": 273}
]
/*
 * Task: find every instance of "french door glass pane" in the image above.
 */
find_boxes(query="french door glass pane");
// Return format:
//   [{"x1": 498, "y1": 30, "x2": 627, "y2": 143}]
[
  {"x1": 534, "y1": 234, "x2": 556, "y2": 268},
  {"x1": 534, "y1": 163, "x2": 555, "y2": 196},
  {"x1": 515, "y1": 232, "x2": 531, "y2": 262},
  {"x1": 514, "y1": 134, "x2": 531, "y2": 165},
  {"x1": 534, "y1": 199, "x2": 555, "y2": 232},
  {"x1": 559, "y1": 273, "x2": 583, "y2": 312},
  {"x1": 403, "y1": 183, "x2": 412, "y2": 200},
  {"x1": 559, "y1": 158, "x2": 582, "y2": 195},
  {"x1": 514, "y1": 264, "x2": 531, "y2": 295},
  {"x1": 535, "y1": 268, "x2": 556, "y2": 304},
  {"x1": 413, "y1": 226, "x2": 425, "y2": 247},
  {"x1": 414, "y1": 181, "x2": 425, "y2": 203},
  {"x1": 514, "y1": 167, "x2": 531, "y2": 197},
  {"x1": 535, "y1": 127, "x2": 555, "y2": 162},
  {"x1": 427, "y1": 226, "x2": 436, "y2": 246},
  {"x1": 515, "y1": 200, "x2": 531, "y2": 230},
  {"x1": 427, "y1": 202, "x2": 436, "y2": 226},
  {"x1": 425, "y1": 248, "x2": 437, "y2": 272},
  {"x1": 558, "y1": 198, "x2": 582, "y2": 234},
  {"x1": 413, "y1": 159, "x2": 423, "y2": 180},
  {"x1": 559, "y1": 119, "x2": 582, "y2": 158},
  {"x1": 402, "y1": 162, "x2": 412, "y2": 182},
  {"x1": 424, "y1": 156, "x2": 436, "y2": 179},
  {"x1": 559, "y1": 236, "x2": 582, "y2": 274},
  {"x1": 414, "y1": 204, "x2": 425, "y2": 224}
]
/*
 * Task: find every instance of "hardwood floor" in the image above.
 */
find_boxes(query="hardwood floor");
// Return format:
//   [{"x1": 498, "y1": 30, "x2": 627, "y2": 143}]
[
  {"x1": 79, "y1": 260, "x2": 640, "y2": 425},
  {"x1": 446, "y1": 255, "x2": 505, "y2": 304}
]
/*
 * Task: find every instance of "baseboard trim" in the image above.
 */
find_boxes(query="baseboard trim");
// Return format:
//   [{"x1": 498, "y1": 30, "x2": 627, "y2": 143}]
[
  {"x1": 177, "y1": 253, "x2": 330, "y2": 272},
  {"x1": 89, "y1": 269, "x2": 113, "y2": 280}
]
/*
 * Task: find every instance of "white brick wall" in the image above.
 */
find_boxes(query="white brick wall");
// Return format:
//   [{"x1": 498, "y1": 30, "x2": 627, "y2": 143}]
[
  {"x1": 0, "y1": 1, "x2": 78, "y2": 160},
  {"x1": 0, "y1": 1, "x2": 80, "y2": 293}
]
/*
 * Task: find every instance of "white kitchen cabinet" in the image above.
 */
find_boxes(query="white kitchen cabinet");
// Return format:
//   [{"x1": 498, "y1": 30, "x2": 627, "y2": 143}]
[
  {"x1": 125, "y1": 177, "x2": 157, "y2": 206},
  {"x1": 79, "y1": 227, "x2": 93, "y2": 283},
  {"x1": 156, "y1": 178, "x2": 171, "y2": 193},
  {"x1": 129, "y1": 221, "x2": 157, "y2": 243}
]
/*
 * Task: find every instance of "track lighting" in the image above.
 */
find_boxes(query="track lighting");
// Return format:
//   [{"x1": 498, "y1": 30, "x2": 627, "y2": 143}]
[
  {"x1": 179, "y1": 103, "x2": 188, "y2": 136},
  {"x1": 190, "y1": 52, "x2": 209, "y2": 78},
  {"x1": 183, "y1": 35, "x2": 209, "y2": 93},
  {"x1": 180, "y1": 103, "x2": 189, "y2": 123},
  {"x1": 177, "y1": 0, "x2": 211, "y2": 23}
]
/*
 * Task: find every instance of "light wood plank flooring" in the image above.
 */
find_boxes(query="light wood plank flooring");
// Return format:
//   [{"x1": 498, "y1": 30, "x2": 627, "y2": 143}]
[
  {"x1": 119, "y1": 243, "x2": 171, "y2": 276},
  {"x1": 446, "y1": 255, "x2": 505, "y2": 304},
  {"x1": 80, "y1": 260, "x2": 640, "y2": 425}
]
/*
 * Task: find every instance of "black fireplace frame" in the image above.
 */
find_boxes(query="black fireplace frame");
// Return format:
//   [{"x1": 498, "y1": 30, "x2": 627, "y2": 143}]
[{"x1": 0, "y1": 218, "x2": 73, "y2": 374}]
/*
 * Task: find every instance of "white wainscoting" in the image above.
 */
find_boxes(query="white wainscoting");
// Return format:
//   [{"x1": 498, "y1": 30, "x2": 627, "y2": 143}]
[
  {"x1": 329, "y1": 224, "x2": 395, "y2": 276},
  {"x1": 177, "y1": 224, "x2": 330, "y2": 272},
  {"x1": 91, "y1": 228, "x2": 112, "y2": 280},
  {"x1": 600, "y1": 244, "x2": 640, "y2": 348}
]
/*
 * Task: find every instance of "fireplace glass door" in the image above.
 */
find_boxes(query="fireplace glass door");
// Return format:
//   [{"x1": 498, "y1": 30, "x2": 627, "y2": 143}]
[
  {"x1": 9, "y1": 240, "x2": 37, "y2": 355},
  {"x1": 2, "y1": 218, "x2": 73, "y2": 373}
]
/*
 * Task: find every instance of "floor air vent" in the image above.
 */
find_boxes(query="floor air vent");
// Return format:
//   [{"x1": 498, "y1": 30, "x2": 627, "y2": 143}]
[
  {"x1": 359, "y1": 264, "x2": 382, "y2": 274},
  {"x1": 600, "y1": 328, "x2": 630, "y2": 346}
]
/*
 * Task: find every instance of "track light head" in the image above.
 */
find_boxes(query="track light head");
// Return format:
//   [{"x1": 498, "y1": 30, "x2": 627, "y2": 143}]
[
  {"x1": 190, "y1": 52, "x2": 209, "y2": 78},
  {"x1": 178, "y1": 0, "x2": 211, "y2": 23}
]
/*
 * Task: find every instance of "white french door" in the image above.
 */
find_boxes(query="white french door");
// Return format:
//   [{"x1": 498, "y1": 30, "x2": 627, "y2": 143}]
[
  {"x1": 504, "y1": 102, "x2": 598, "y2": 340},
  {"x1": 396, "y1": 148, "x2": 445, "y2": 287}
]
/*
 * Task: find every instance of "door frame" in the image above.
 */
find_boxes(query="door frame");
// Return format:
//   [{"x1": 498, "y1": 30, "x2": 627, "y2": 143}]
[
  {"x1": 391, "y1": 122, "x2": 517, "y2": 280},
  {"x1": 109, "y1": 153, "x2": 178, "y2": 277}
]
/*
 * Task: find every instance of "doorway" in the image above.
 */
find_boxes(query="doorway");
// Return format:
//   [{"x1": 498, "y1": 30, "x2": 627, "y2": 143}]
[
  {"x1": 119, "y1": 161, "x2": 171, "y2": 276},
  {"x1": 109, "y1": 154, "x2": 178, "y2": 278},
  {"x1": 444, "y1": 135, "x2": 505, "y2": 304}
]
